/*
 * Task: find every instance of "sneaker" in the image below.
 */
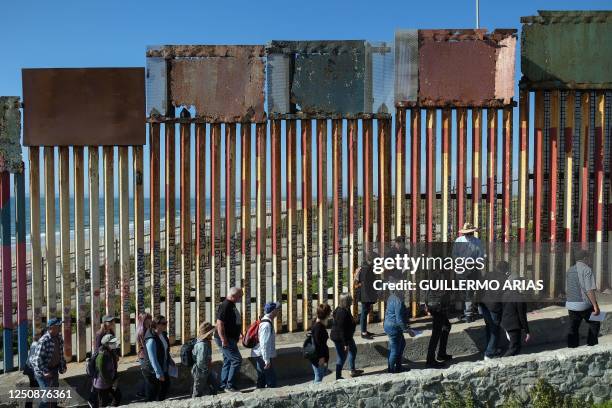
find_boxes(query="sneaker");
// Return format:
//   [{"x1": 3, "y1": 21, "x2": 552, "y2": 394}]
[
  {"x1": 425, "y1": 360, "x2": 446, "y2": 369},
  {"x1": 484, "y1": 355, "x2": 494, "y2": 361},
  {"x1": 350, "y1": 369, "x2": 364, "y2": 377},
  {"x1": 437, "y1": 354, "x2": 453, "y2": 362},
  {"x1": 460, "y1": 315, "x2": 475, "y2": 323},
  {"x1": 336, "y1": 376, "x2": 345, "y2": 380},
  {"x1": 224, "y1": 386, "x2": 239, "y2": 393},
  {"x1": 361, "y1": 333, "x2": 374, "y2": 340}
]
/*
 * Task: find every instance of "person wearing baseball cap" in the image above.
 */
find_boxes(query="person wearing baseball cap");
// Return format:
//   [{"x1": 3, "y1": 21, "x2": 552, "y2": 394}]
[
  {"x1": 453, "y1": 222, "x2": 484, "y2": 323},
  {"x1": 251, "y1": 302, "x2": 280, "y2": 388},
  {"x1": 95, "y1": 315, "x2": 117, "y2": 349},
  {"x1": 89, "y1": 334, "x2": 121, "y2": 407},
  {"x1": 30, "y1": 318, "x2": 66, "y2": 408}
]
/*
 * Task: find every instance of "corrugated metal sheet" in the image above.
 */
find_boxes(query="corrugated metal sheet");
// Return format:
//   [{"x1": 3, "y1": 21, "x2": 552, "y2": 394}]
[
  {"x1": 0, "y1": 97, "x2": 23, "y2": 173},
  {"x1": 22, "y1": 68, "x2": 146, "y2": 146},
  {"x1": 394, "y1": 30, "x2": 419, "y2": 104},
  {"x1": 521, "y1": 11, "x2": 612, "y2": 89}
]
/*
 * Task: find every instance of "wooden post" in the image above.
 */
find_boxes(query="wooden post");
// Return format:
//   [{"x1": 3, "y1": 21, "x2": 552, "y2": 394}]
[
  {"x1": 332, "y1": 119, "x2": 343, "y2": 308},
  {"x1": 287, "y1": 120, "x2": 298, "y2": 331},
  {"x1": 255, "y1": 123, "x2": 267, "y2": 318},
  {"x1": 73, "y1": 147, "x2": 87, "y2": 361},
  {"x1": 59, "y1": 146, "x2": 72, "y2": 361},
  {"x1": 241, "y1": 124, "x2": 252, "y2": 327},
  {"x1": 195, "y1": 123, "x2": 207, "y2": 328},
  {"x1": 89, "y1": 147, "x2": 100, "y2": 349},
  {"x1": 317, "y1": 119, "x2": 328, "y2": 304},
  {"x1": 301, "y1": 119, "x2": 313, "y2": 329},
  {"x1": 149, "y1": 123, "x2": 162, "y2": 317},
  {"x1": 180, "y1": 110, "x2": 192, "y2": 342},
  {"x1": 29, "y1": 147, "x2": 43, "y2": 338},
  {"x1": 271, "y1": 119, "x2": 282, "y2": 332},
  {"x1": 118, "y1": 146, "x2": 130, "y2": 356}
]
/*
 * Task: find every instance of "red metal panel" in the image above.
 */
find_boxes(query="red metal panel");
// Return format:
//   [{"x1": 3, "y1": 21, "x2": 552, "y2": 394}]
[
  {"x1": 410, "y1": 109, "x2": 421, "y2": 243},
  {"x1": 502, "y1": 107, "x2": 512, "y2": 242}
]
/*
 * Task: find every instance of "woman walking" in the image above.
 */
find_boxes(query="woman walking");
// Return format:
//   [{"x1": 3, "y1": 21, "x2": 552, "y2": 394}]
[
  {"x1": 330, "y1": 293, "x2": 363, "y2": 379},
  {"x1": 353, "y1": 251, "x2": 378, "y2": 339},
  {"x1": 310, "y1": 303, "x2": 332, "y2": 383},
  {"x1": 136, "y1": 313, "x2": 152, "y2": 397},
  {"x1": 142, "y1": 316, "x2": 175, "y2": 401},
  {"x1": 89, "y1": 334, "x2": 121, "y2": 407}
]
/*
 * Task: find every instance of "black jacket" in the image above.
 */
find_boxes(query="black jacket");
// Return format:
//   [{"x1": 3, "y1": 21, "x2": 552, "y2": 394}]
[
  {"x1": 311, "y1": 321, "x2": 329, "y2": 363},
  {"x1": 482, "y1": 271, "x2": 506, "y2": 314},
  {"x1": 330, "y1": 307, "x2": 356, "y2": 346},
  {"x1": 142, "y1": 329, "x2": 171, "y2": 376},
  {"x1": 501, "y1": 292, "x2": 529, "y2": 333}
]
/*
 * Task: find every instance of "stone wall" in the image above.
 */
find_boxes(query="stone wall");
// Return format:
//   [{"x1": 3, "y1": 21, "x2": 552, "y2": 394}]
[{"x1": 131, "y1": 344, "x2": 612, "y2": 408}]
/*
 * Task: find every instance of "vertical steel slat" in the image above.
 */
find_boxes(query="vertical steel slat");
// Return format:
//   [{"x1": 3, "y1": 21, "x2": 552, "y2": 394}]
[
  {"x1": 44, "y1": 147, "x2": 57, "y2": 319},
  {"x1": 287, "y1": 119, "x2": 298, "y2": 331},
  {"x1": 195, "y1": 123, "x2": 207, "y2": 328},
  {"x1": 347, "y1": 119, "x2": 358, "y2": 316},
  {"x1": 594, "y1": 92, "x2": 605, "y2": 289},
  {"x1": 457, "y1": 109, "x2": 467, "y2": 235},
  {"x1": 472, "y1": 109, "x2": 482, "y2": 235},
  {"x1": 255, "y1": 123, "x2": 267, "y2": 319},
  {"x1": 241, "y1": 124, "x2": 252, "y2": 327},
  {"x1": 518, "y1": 92, "x2": 529, "y2": 245},
  {"x1": 441, "y1": 109, "x2": 451, "y2": 241},
  {"x1": 502, "y1": 108, "x2": 512, "y2": 243},
  {"x1": 149, "y1": 123, "x2": 161, "y2": 317},
  {"x1": 210, "y1": 123, "x2": 222, "y2": 322},
  {"x1": 549, "y1": 92, "x2": 560, "y2": 297},
  {"x1": 15, "y1": 171, "x2": 28, "y2": 368},
  {"x1": 180, "y1": 111, "x2": 192, "y2": 342},
  {"x1": 118, "y1": 146, "x2": 130, "y2": 356},
  {"x1": 395, "y1": 108, "x2": 406, "y2": 237},
  {"x1": 166, "y1": 121, "x2": 177, "y2": 343},
  {"x1": 271, "y1": 119, "x2": 282, "y2": 332},
  {"x1": 225, "y1": 123, "x2": 237, "y2": 294},
  {"x1": 410, "y1": 109, "x2": 421, "y2": 317},
  {"x1": 564, "y1": 92, "x2": 575, "y2": 243},
  {"x1": 579, "y1": 92, "x2": 590, "y2": 243},
  {"x1": 29, "y1": 147, "x2": 43, "y2": 338},
  {"x1": 1, "y1": 171, "x2": 13, "y2": 371},
  {"x1": 301, "y1": 120, "x2": 313, "y2": 329},
  {"x1": 363, "y1": 119, "x2": 373, "y2": 248},
  {"x1": 426, "y1": 109, "x2": 436, "y2": 242},
  {"x1": 103, "y1": 146, "x2": 115, "y2": 318},
  {"x1": 133, "y1": 146, "x2": 145, "y2": 331},
  {"x1": 379, "y1": 117, "x2": 391, "y2": 317},
  {"x1": 59, "y1": 146, "x2": 72, "y2": 361},
  {"x1": 332, "y1": 119, "x2": 343, "y2": 308},
  {"x1": 73, "y1": 147, "x2": 87, "y2": 361},
  {"x1": 317, "y1": 119, "x2": 328, "y2": 304},
  {"x1": 486, "y1": 109, "x2": 497, "y2": 242},
  {"x1": 534, "y1": 92, "x2": 544, "y2": 243},
  {"x1": 89, "y1": 146, "x2": 100, "y2": 349}
]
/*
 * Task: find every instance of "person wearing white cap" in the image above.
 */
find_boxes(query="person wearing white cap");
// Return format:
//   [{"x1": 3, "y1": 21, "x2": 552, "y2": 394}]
[
  {"x1": 251, "y1": 302, "x2": 280, "y2": 388},
  {"x1": 452, "y1": 222, "x2": 484, "y2": 323},
  {"x1": 88, "y1": 334, "x2": 121, "y2": 408}
]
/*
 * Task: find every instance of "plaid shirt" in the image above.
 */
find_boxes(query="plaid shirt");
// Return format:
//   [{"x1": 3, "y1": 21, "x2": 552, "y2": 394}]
[{"x1": 30, "y1": 332, "x2": 67, "y2": 377}]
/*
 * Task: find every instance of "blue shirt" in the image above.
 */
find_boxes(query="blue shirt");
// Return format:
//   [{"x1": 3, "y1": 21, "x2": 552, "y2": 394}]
[{"x1": 384, "y1": 294, "x2": 408, "y2": 336}]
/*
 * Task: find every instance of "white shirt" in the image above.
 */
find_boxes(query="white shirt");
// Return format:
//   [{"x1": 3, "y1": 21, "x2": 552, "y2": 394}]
[{"x1": 251, "y1": 314, "x2": 276, "y2": 364}]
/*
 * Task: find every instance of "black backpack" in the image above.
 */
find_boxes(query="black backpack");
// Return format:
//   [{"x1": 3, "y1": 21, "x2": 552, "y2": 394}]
[
  {"x1": 86, "y1": 350, "x2": 100, "y2": 378},
  {"x1": 302, "y1": 332, "x2": 317, "y2": 361},
  {"x1": 181, "y1": 339, "x2": 197, "y2": 367}
]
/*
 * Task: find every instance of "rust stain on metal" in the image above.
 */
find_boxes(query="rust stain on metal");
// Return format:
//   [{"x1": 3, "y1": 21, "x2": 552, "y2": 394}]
[
  {"x1": 417, "y1": 29, "x2": 516, "y2": 107},
  {"x1": 22, "y1": 68, "x2": 145, "y2": 146},
  {"x1": 153, "y1": 45, "x2": 265, "y2": 123},
  {"x1": 0, "y1": 97, "x2": 23, "y2": 173}
]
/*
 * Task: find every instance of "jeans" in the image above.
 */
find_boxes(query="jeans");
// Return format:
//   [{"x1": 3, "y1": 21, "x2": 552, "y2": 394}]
[
  {"x1": 480, "y1": 305, "x2": 501, "y2": 357},
  {"x1": 387, "y1": 333, "x2": 406, "y2": 373},
  {"x1": 35, "y1": 370, "x2": 59, "y2": 408},
  {"x1": 215, "y1": 337, "x2": 242, "y2": 389},
  {"x1": 567, "y1": 308, "x2": 600, "y2": 348},
  {"x1": 192, "y1": 367, "x2": 217, "y2": 397},
  {"x1": 360, "y1": 302, "x2": 374, "y2": 333},
  {"x1": 311, "y1": 363, "x2": 328, "y2": 383},
  {"x1": 143, "y1": 372, "x2": 170, "y2": 402},
  {"x1": 333, "y1": 338, "x2": 357, "y2": 378},
  {"x1": 504, "y1": 330, "x2": 522, "y2": 356},
  {"x1": 464, "y1": 289, "x2": 474, "y2": 317},
  {"x1": 427, "y1": 311, "x2": 451, "y2": 362},
  {"x1": 254, "y1": 356, "x2": 277, "y2": 388}
]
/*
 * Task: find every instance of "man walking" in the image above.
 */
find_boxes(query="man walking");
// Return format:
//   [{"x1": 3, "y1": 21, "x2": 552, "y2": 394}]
[
  {"x1": 251, "y1": 302, "x2": 279, "y2": 388},
  {"x1": 453, "y1": 222, "x2": 484, "y2": 323},
  {"x1": 566, "y1": 249, "x2": 601, "y2": 347},
  {"x1": 215, "y1": 287, "x2": 244, "y2": 392},
  {"x1": 31, "y1": 318, "x2": 67, "y2": 408}
]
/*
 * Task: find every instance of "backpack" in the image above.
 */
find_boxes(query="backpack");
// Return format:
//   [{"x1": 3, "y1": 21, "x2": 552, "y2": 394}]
[
  {"x1": 86, "y1": 350, "x2": 100, "y2": 378},
  {"x1": 181, "y1": 339, "x2": 197, "y2": 367},
  {"x1": 302, "y1": 332, "x2": 317, "y2": 361},
  {"x1": 242, "y1": 318, "x2": 272, "y2": 348}
]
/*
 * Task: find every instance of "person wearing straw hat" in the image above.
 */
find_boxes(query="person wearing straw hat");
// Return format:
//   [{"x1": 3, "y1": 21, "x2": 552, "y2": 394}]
[
  {"x1": 453, "y1": 222, "x2": 484, "y2": 323},
  {"x1": 192, "y1": 322, "x2": 218, "y2": 397},
  {"x1": 89, "y1": 334, "x2": 121, "y2": 408},
  {"x1": 31, "y1": 318, "x2": 66, "y2": 408}
]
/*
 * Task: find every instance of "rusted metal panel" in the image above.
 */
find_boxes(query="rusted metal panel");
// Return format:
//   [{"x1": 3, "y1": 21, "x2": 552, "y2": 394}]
[
  {"x1": 148, "y1": 45, "x2": 266, "y2": 123},
  {"x1": 363, "y1": 119, "x2": 374, "y2": 247},
  {"x1": 103, "y1": 147, "x2": 115, "y2": 317},
  {"x1": 88, "y1": 147, "x2": 100, "y2": 349},
  {"x1": 418, "y1": 30, "x2": 516, "y2": 107},
  {"x1": 118, "y1": 146, "x2": 130, "y2": 356},
  {"x1": 486, "y1": 109, "x2": 497, "y2": 242},
  {"x1": 22, "y1": 68, "x2": 145, "y2": 146},
  {"x1": 0, "y1": 97, "x2": 23, "y2": 173},
  {"x1": 59, "y1": 147, "x2": 72, "y2": 362},
  {"x1": 521, "y1": 11, "x2": 612, "y2": 89},
  {"x1": 210, "y1": 124, "x2": 222, "y2": 322},
  {"x1": 347, "y1": 119, "x2": 358, "y2": 316},
  {"x1": 225, "y1": 123, "x2": 237, "y2": 295},
  {"x1": 395, "y1": 31, "x2": 419, "y2": 104}
]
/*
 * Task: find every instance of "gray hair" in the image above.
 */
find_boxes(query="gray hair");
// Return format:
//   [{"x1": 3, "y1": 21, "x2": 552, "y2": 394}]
[
  {"x1": 228, "y1": 287, "x2": 242, "y2": 297},
  {"x1": 339, "y1": 292, "x2": 353, "y2": 309}
]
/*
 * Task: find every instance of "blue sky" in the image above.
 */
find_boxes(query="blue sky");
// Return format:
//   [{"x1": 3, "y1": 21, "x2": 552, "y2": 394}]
[{"x1": 1, "y1": 0, "x2": 608, "y2": 199}]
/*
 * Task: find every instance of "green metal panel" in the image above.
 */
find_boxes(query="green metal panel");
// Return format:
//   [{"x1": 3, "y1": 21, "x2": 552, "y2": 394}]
[{"x1": 521, "y1": 11, "x2": 612, "y2": 89}]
